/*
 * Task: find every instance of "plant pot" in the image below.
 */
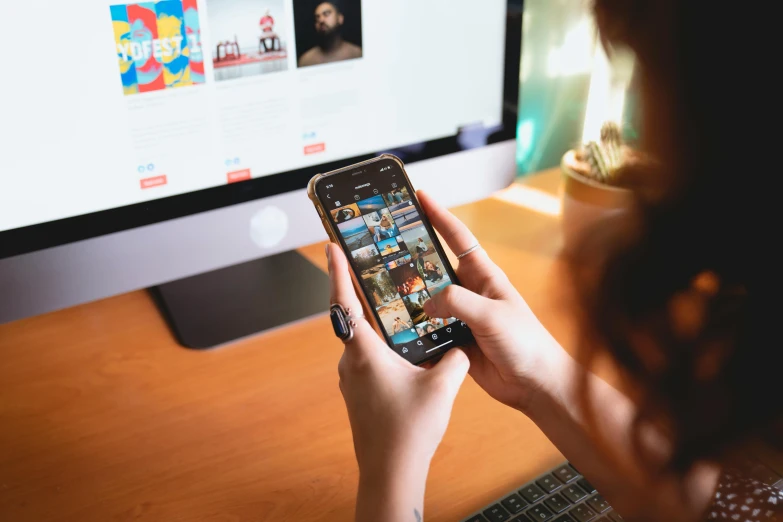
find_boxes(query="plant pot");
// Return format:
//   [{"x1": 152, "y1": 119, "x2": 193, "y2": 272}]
[{"x1": 560, "y1": 149, "x2": 634, "y2": 253}]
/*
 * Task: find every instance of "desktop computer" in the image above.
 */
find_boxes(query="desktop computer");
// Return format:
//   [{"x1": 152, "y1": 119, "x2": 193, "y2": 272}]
[{"x1": 0, "y1": 0, "x2": 523, "y2": 347}]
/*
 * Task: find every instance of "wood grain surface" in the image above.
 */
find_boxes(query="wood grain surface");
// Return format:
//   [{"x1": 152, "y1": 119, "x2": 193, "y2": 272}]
[{"x1": 0, "y1": 170, "x2": 598, "y2": 522}]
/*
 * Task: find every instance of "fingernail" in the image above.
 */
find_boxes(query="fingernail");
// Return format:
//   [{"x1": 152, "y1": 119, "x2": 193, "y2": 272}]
[
  {"x1": 423, "y1": 300, "x2": 435, "y2": 315},
  {"x1": 325, "y1": 243, "x2": 331, "y2": 261}
]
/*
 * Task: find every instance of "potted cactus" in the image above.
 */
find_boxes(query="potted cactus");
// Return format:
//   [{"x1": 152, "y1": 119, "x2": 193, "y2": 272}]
[{"x1": 560, "y1": 121, "x2": 638, "y2": 250}]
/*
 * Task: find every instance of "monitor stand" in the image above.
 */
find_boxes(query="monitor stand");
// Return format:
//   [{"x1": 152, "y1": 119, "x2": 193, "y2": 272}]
[{"x1": 149, "y1": 250, "x2": 330, "y2": 349}]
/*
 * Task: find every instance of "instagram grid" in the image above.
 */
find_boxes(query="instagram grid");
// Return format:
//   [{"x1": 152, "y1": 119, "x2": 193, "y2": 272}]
[{"x1": 333, "y1": 188, "x2": 455, "y2": 345}]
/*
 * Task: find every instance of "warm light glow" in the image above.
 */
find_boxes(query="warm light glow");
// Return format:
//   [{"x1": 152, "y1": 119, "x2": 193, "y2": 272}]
[
  {"x1": 546, "y1": 18, "x2": 594, "y2": 78},
  {"x1": 492, "y1": 184, "x2": 561, "y2": 217},
  {"x1": 581, "y1": 42, "x2": 627, "y2": 143}
]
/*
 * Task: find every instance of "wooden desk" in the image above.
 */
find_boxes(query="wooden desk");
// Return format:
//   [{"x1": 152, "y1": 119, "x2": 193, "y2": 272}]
[{"x1": 0, "y1": 170, "x2": 575, "y2": 522}]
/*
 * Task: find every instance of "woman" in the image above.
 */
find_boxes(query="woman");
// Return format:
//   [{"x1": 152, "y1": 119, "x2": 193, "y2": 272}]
[
  {"x1": 414, "y1": 237, "x2": 429, "y2": 257},
  {"x1": 325, "y1": 1, "x2": 781, "y2": 521},
  {"x1": 423, "y1": 260, "x2": 443, "y2": 282},
  {"x1": 427, "y1": 318, "x2": 443, "y2": 329},
  {"x1": 392, "y1": 316, "x2": 409, "y2": 334},
  {"x1": 375, "y1": 214, "x2": 398, "y2": 241}
]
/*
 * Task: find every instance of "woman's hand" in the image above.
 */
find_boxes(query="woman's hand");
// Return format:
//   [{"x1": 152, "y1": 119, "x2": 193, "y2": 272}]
[
  {"x1": 412, "y1": 195, "x2": 728, "y2": 522},
  {"x1": 326, "y1": 242, "x2": 470, "y2": 522},
  {"x1": 417, "y1": 191, "x2": 568, "y2": 414}
]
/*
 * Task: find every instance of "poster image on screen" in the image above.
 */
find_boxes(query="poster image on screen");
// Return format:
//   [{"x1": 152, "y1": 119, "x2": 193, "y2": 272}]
[
  {"x1": 385, "y1": 252, "x2": 412, "y2": 271},
  {"x1": 402, "y1": 289, "x2": 431, "y2": 325},
  {"x1": 351, "y1": 244, "x2": 383, "y2": 279},
  {"x1": 337, "y1": 216, "x2": 373, "y2": 250},
  {"x1": 365, "y1": 269, "x2": 400, "y2": 309},
  {"x1": 363, "y1": 209, "x2": 399, "y2": 241},
  {"x1": 399, "y1": 222, "x2": 434, "y2": 260},
  {"x1": 356, "y1": 194, "x2": 386, "y2": 215},
  {"x1": 331, "y1": 202, "x2": 361, "y2": 223},
  {"x1": 415, "y1": 317, "x2": 457, "y2": 337},
  {"x1": 415, "y1": 320, "x2": 437, "y2": 337},
  {"x1": 389, "y1": 200, "x2": 419, "y2": 231},
  {"x1": 207, "y1": 0, "x2": 288, "y2": 82},
  {"x1": 109, "y1": 0, "x2": 205, "y2": 95},
  {"x1": 383, "y1": 187, "x2": 411, "y2": 207},
  {"x1": 417, "y1": 252, "x2": 452, "y2": 295},
  {"x1": 376, "y1": 236, "x2": 403, "y2": 256},
  {"x1": 293, "y1": 0, "x2": 363, "y2": 69},
  {"x1": 377, "y1": 298, "x2": 417, "y2": 345},
  {"x1": 388, "y1": 263, "x2": 426, "y2": 297}
]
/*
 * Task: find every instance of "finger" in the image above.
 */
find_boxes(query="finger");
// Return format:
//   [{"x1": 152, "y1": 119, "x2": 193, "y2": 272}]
[
  {"x1": 417, "y1": 191, "x2": 487, "y2": 263},
  {"x1": 327, "y1": 242, "x2": 363, "y2": 311},
  {"x1": 430, "y1": 347, "x2": 470, "y2": 397},
  {"x1": 423, "y1": 284, "x2": 496, "y2": 329},
  {"x1": 326, "y1": 243, "x2": 377, "y2": 347}
]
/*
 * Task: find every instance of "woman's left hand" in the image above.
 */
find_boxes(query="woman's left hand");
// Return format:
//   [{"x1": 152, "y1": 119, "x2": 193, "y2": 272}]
[{"x1": 326, "y1": 242, "x2": 470, "y2": 521}]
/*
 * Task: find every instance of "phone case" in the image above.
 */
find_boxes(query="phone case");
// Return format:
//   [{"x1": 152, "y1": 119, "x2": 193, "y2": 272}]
[{"x1": 308, "y1": 154, "x2": 465, "y2": 364}]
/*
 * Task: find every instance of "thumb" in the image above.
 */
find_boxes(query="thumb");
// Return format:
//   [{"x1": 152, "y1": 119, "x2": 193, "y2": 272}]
[
  {"x1": 423, "y1": 285, "x2": 495, "y2": 329},
  {"x1": 430, "y1": 347, "x2": 470, "y2": 397}
]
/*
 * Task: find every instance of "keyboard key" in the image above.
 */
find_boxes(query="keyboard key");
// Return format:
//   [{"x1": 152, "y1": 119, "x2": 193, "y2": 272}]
[
  {"x1": 510, "y1": 516, "x2": 532, "y2": 522},
  {"x1": 568, "y1": 463, "x2": 579, "y2": 474},
  {"x1": 595, "y1": 518, "x2": 611, "y2": 522},
  {"x1": 586, "y1": 495, "x2": 611, "y2": 513},
  {"x1": 483, "y1": 504, "x2": 511, "y2": 521},
  {"x1": 465, "y1": 515, "x2": 489, "y2": 522},
  {"x1": 544, "y1": 494, "x2": 570, "y2": 513},
  {"x1": 553, "y1": 515, "x2": 575, "y2": 522},
  {"x1": 519, "y1": 483, "x2": 547, "y2": 503},
  {"x1": 608, "y1": 512, "x2": 625, "y2": 522},
  {"x1": 536, "y1": 474, "x2": 563, "y2": 493},
  {"x1": 501, "y1": 493, "x2": 528, "y2": 514},
  {"x1": 577, "y1": 478, "x2": 597, "y2": 495},
  {"x1": 561, "y1": 484, "x2": 588, "y2": 504},
  {"x1": 527, "y1": 504, "x2": 555, "y2": 521},
  {"x1": 570, "y1": 504, "x2": 598, "y2": 522},
  {"x1": 553, "y1": 464, "x2": 578, "y2": 483}
]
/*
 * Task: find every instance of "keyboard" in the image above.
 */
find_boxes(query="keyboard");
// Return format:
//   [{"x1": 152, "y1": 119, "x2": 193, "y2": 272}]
[
  {"x1": 462, "y1": 462, "x2": 624, "y2": 522},
  {"x1": 463, "y1": 460, "x2": 783, "y2": 522}
]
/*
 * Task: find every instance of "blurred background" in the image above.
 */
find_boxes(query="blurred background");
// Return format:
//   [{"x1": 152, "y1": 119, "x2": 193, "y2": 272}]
[{"x1": 515, "y1": 0, "x2": 637, "y2": 176}]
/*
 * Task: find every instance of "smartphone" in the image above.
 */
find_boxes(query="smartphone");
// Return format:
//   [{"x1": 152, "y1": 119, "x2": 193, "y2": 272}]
[{"x1": 308, "y1": 154, "x2": 474, "y2": 365}]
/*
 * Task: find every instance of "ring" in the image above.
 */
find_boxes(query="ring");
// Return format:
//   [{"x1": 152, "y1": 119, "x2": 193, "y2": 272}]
[
  {"x1": 330, "y1": 303, "x2": 364, "y2": 342},
  {"x1": 457, "y1": 243, "x2": 481, "y2": 259}
]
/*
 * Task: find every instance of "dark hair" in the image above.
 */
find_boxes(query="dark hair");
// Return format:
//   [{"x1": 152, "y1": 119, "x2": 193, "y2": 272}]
[
  {"x1": 315, "y1": 1, "x2": 341, "y2": 15},
  {"x1": 574, "y1": 0, "x2": 781, "y2": 472}
]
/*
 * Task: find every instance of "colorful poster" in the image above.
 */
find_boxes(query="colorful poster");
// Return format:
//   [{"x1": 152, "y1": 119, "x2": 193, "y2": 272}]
[
  {"x1": 182, "y1": 0, "x2": 204, "y2": 84},
  {"x1": 110, "y1": 5, "x2": 139, "y2": 95},
  {"x1": 110, "y1": 0, "x2": 204, "y2": 95},
  {"x1": 127, "y1": 3, "x2": 165, "y2": 92}
]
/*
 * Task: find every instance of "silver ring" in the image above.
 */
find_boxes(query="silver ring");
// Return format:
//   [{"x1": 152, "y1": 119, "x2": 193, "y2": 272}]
[
  {"x1": 457, "y1": 243, "x2": 481, "y2": 259},
  {"x1": 345, "y1": 308, "x2": 365, "y2": 323},
  {"x1": 330, "y1": 303, "x2": 365, "y2": 342}
]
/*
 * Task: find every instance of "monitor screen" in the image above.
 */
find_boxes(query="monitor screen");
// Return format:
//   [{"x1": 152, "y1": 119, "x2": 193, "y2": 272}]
[{"x1": 0, "y1": 0, "x2": 516, "y2": 256}]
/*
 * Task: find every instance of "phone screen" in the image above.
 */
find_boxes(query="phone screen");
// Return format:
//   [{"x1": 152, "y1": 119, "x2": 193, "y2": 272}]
[{"x1": 316, "y1": 156, "x2": 473, "y2": 364}]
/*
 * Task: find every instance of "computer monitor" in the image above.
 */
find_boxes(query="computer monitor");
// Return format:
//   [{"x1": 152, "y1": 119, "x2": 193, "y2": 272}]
[{"x1": 0, "y1": 0, "x2": 523, "y2": 343}]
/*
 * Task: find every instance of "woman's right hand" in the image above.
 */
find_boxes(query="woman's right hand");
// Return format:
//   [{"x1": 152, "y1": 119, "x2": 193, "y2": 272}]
[{"x1": 417, "y1": 191, "x2": 567, "y2": 413}]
